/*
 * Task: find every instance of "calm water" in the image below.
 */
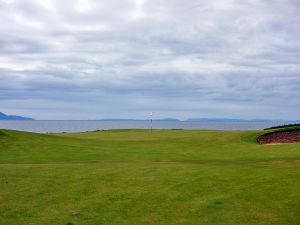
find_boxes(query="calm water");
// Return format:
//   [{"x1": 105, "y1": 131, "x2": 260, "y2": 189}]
[{"x1": 0, "y1": 120, "x2": 292, "y2": 133}]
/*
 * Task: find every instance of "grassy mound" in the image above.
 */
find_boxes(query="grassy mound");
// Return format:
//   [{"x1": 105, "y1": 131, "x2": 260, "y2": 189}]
[
  {"x1": 264, "y1": 123, "x2": 300, "y2": 130},
  {"x1": 0, "y1": 129, "x2": 299, "y2": 225}
]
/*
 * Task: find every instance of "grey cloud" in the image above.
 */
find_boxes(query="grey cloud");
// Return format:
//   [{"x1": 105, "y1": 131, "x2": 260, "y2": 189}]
[{"x1": 0, "y1": 0, "x2": 299, "y2": 119}]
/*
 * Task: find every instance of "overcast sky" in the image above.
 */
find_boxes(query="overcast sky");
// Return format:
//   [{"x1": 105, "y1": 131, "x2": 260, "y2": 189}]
[{"x1": 0, "y1": 0, "x2": 299, "y2": 120}]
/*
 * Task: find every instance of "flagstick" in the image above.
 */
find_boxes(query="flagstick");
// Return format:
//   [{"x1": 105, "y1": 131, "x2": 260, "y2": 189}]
[{"x1": 150, "y1": 112, "x2": 153, "y2": 133}]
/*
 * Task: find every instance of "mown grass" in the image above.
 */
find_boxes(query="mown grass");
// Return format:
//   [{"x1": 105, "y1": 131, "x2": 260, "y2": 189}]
[{"x1": 0, "y1": 129, "x2": 299, "y2": 225}]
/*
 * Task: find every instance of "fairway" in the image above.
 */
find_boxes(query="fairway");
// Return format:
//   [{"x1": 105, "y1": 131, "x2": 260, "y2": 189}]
[{"x1": 0, "y1": 129, "x2": 299, "y2": 225}]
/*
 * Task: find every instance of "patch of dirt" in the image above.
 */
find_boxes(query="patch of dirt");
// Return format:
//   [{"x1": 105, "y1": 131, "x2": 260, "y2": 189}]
[{"x1": 258, "y1": 129, "x2": 300, "y2": 145}]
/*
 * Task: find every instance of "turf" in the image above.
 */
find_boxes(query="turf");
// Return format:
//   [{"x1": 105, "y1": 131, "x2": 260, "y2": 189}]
[{"x1": 0, "y1": 129, "x2": 299, "y2": 225}]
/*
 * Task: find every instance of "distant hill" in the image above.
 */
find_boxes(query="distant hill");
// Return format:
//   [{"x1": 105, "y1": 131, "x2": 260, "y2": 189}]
[
  {"x1": 154, "y1": 118, "x2": 180, "y2": 121},
  {"x1": 0, "y1": 112, "x2": 34, "y2": 120},
  {"x1": 96, "y1": 118, "x2": 296, "y2": 122},
  {"x1": 98, "y1": 118, "x2": 180, "y2": 122},
  {"x1": 185, "y1": 118, "x2": 249, "y2": 122}
]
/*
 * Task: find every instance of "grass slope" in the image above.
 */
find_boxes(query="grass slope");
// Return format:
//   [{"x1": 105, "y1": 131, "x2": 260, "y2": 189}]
[{"x1": 0, "y1": 129, "x2": 299, "y2": 225}]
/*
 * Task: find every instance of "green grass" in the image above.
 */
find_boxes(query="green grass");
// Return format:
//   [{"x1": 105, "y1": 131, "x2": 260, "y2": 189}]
[
  {"x1": 0, "y1": 129, "x2": 299, "y2": 225},
  {"x1": 264, "y1": 124, "x2": 300, "y2": 134}
]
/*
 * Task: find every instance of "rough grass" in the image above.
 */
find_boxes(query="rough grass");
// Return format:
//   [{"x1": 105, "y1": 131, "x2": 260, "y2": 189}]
[
  {"x1": 0, "y1": 129, "x2": 299, "y2": 225},
  {"x1": 264, "y1": 123, "x2": 300, "y2": 130}
]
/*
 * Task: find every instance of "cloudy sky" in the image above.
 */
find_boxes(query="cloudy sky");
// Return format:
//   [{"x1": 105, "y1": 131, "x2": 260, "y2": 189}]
[{"x1": 0, "y1": 0, "x2": 299, "y2": 120}]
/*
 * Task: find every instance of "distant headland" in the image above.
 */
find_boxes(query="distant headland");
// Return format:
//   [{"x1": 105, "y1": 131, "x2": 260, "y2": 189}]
[{"x1": 0, "y1": 112, "x2": 34, "y2": 120}]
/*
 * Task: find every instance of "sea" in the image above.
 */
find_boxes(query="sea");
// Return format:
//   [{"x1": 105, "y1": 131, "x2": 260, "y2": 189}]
[{"x1": 0, "y1": 120, "x2": 294, "y2": 133}]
